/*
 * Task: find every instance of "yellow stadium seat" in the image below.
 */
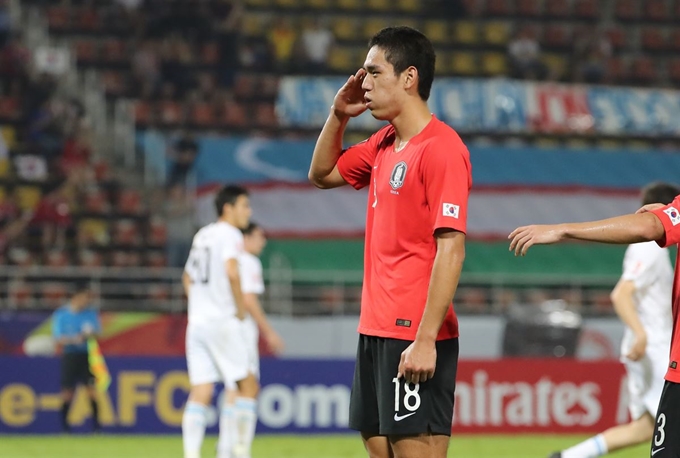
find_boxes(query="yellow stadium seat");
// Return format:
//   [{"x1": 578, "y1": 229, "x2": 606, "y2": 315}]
[
  {"x1": 367, "y1": 0, "x2": 390, "y2": 11},
  {"x1": 329, "y1": 47, "x2": 357, "y2": 72},
  {"x1": 15, "y1": 186, "x2": 42, "y2": 211},
  {"x1": 244, "y1": 0, "x2": 271, "y2": 6},
  {"x1": 481, "y1": 52, "x2": 507, "y2": 75},
  {"x1": 451, "y1": 52, "x2": 478, "y2": 75},
  {"x1": 1, "y1": 126, "x2": 16, "y2": 149},
  {"x1": 0, "y1": 159, "x2": 9, "y2": 178},
  {"x1": 396, "y1": 0, "x2": 420, "y2": 13},
  {"x1": 424, "y1": 20, "x2": 449, "y2": 44},
  {"x1": 543, "y1": 54, "x2": 568, "y2": 80},
  {"x1": 453, "y1": 21, "x2": 479, "y2": 45},
  {"x1": 332, "y1": 16, "x2": 358, "y2": 41},
  {"x1": 304, "y1": 0, "x2": 332, "y2": 8},
  {"x1": 362, "y1": 17, "x2": 391, "y2": 40},
  {"x1": 275, "y1": 0, "x2": 300, "y2": 7},
  {"x1": 78, "y1": 219, "x2": 109, "y2": 246},
  {"x1": 337, "y1": 0, "x2": 361, "y2": 10},
  {"x1": 242, "y1": 15, "x2": 264, "y2": 37},
  {"x1": 483, "y1": 22, "x2": 510, "y2": 46}
]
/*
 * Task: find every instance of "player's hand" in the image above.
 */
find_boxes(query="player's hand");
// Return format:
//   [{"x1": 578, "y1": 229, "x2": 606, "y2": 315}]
[
  {"x1": 626, "y1": 332, "x2": 647, "y2": 361},
  {"x1": 636, "y1": 203, "x2": 665, "y2": 214},
  {"x1": 332, "y1": 69, "x2": 368, "y2": 119},
  {"x1": 397, "y1": 339, "x2": 436, "y2": 384},
  {"x1": 508, "y1": 224, "x2": 565, "y2": 256},
  {"x1": 265, "y1": 330, "x2": 285, "y2": 355},
  {"x1": 235, "y1": 309, "x2": 246, "y2": 321}
]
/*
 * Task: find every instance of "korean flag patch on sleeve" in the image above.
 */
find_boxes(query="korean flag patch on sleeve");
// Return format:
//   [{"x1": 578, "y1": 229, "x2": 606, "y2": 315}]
[
  {"x1": 443, "y1": 203, "x2": 459, "y2": 218},
  {"x1": 663, "y1": 206, "x2": 680, "y2": 226}
]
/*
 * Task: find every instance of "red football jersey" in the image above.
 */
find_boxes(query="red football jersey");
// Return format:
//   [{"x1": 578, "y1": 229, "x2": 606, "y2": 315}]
[
  {"x1": 652, "y1": 196, "x2": 680, "y2": 383},
  {"x1": 337, "y1": 115, "x2": 471, "y2": 341}
]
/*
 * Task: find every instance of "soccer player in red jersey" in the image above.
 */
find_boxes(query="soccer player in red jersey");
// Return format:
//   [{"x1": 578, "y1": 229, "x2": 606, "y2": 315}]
[
  {"x1": 309, "y1": 27, "x2": 471, "y2": 458},
  {"x1": 509, "y1": 190, "x2": 680, "y2": 458}
]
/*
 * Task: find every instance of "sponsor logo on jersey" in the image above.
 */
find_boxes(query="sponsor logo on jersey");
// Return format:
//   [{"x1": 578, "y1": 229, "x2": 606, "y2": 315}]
[
  {"x1": 663, "y1": 206, "x2": 680, "y2": 226},
  {"x1": 396, "y1": 319, "x2": 412, "y2": 328},
  {"x1": 389, "y1": 161, "x2": 407, "y2": 190},
  {"x1": 443, "y1": 203, "x2": 460, "y2": 218},
  {"x1": 671, "y1": 361, "x2": 677, "y2": 369}
]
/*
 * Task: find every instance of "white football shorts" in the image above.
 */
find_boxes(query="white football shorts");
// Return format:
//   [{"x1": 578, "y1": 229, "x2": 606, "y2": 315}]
[
  {"x1": 623, "y1": 343, "x2": 668, "y2": 420},
  {"x1": 243, "y1": 316, "x2": 260, "y2": 378},
  {"x1": 185, "y1": 318, "x2": 249, "y2": 387}
]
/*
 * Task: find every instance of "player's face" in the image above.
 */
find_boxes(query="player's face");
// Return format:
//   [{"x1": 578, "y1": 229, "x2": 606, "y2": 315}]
[
  {"x1": 362, "y1": 46, "x2": 405, "y2": 121},
  {"x1": 231, "y1": 194, "x2": 252, "y2": 229},
  {"x1": 246, "y1": 227, "x2": 267, "y2": 256}
]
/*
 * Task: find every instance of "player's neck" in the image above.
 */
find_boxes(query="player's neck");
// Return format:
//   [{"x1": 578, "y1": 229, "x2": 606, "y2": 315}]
[
  {"x1": 218, "y1": 216, "x2": 237, "y2": 228},
  {"x1": 390, "y1": 102, "x2": 432, "y2": 144}
]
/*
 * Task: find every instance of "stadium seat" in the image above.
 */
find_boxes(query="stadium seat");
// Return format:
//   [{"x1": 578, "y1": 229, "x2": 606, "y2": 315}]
[
  {"x1": 255, "y1": 103, "x2": 279, "y2": 128},
  {"x1": 452, "y1": 21, "x2": 479, "y2": 45},
  {"x1": 9, "y1": 280, "x2": 32, "y2": 308},
  {"x1": 337, "y1": 0, "x2": 362, "y2": 10},
  {"x1": 242, "y1": 15, "x2": 265, "y2": 37},
  {"x1": 395, "y1": 0, "x2": 420, "y2": 13},
  {"x1": 74, "y1": 40, "x2": 98, "y2": 64},
  {"x1": 221, "y1": 102, "x2": 248, "y2": 127},
  {"x1": 331, "y1": 16, "x2": 358, "y2": 41},
  {"x1": 641, "y1": 28, "x2": 668, "y2": 52},
  {"x1": 274, "y1": 0, "x2": 300, "y2": 8},
  {"x1": 78, "y1": 249, "x2": 104, "y2": 267},
  {"x1": 605, "y1": 57, "x2": 628, "y2": 84},
  {"x1": 362, "y1": 18, "x2": 391, "y2": 40},
  {"x1": 329, "y1": 46, "x2": 357, "y2": 72},
  {"x1": 147, "y1": 217, "x2": 168, "y2": 246},
  {"x1": 304, "y1": 0, "x2": 332, "y2": 9},
  {"x1": 543, "y1": 24, "x2": 571, "y2": 50},
  {"x1": 605, "y1": 27, "x2": 627, "y2": 51},
  {"x1": 47, "y1": 6, "x2": 70, "y2": 31},
  {"x1": 146, "y1": 252, "x2": 167, "y2": 269},
  {"x1": 233, "y1": 74, "x2": 257, "y2": 100},
  {"x1": 201, "y1": 42, "x2": 220, "y2": 65},
  {"x1": 116, "y1": 189, "x2": 144, "y2": 215},
  {"x1": 113, "y1": 219, "x2": 142, "y2": 246},
  {"x1": 8, "y1": 248, "x2": 34, "y2": 268},
  {"x1": 260, "y1": 75, "x2": 280, "y2": 98},
  {"x1": 630, "y1": 56, "x2": 657, "y2": 85},
  {"x1": 645, "y1": 0, "x2": 668, "y2": 21},
  {"x1": 574, "y1": 0, "x2": 599, "y2": 19},
  {"x1": 481, "y1": 52, "x2": 508, "y2": 76},
  {"x1": 423, "y1": 20, "x2": 449, "y2": 45},
  {"x1": 542, "y1": 54, "x2": 567, "y2": 80},
  {"x1": 482, "y1": 22, "x2": 510, "y2": 46},
  {"x1": 615, "y1": 0, "x2": 639, "y2": 21},
  {"x1": 15, "y1": 186, "x2": 41, "y2": 211},
  {"x1": 367, "y1": 0, "x2": 390, "y2": 11},
  {"x1": 41, "y1": 283, "x2": 69, "y2": 308},
  {"x1": 102, "y1": 39, "x2": 127, "y2": 64},
  {"x1": 77, "y1": 219, "x2": 109, "y2": 246},
  {"x1": 159, "y1": 101, "x2": 183, "y2": 126},
  {"x1": 450, "y1": 52, "x2": 478, "y2": 75},
  {"x1": 668, "y1": 59, "x2": 680, "y2": 84},
  {"x1": 244, "y1": 0, "x2": 272, "y2": 6},
  {"x1": 134, "y1": 101, "x2": 152, "y2": 126},
  {"x1": 101, "y1": 71, "x2": 127, "y2": 97},
  {"x1": 485, "y1": 0, "x2": 514, "y2": 16},
  {"x1": 517, "y1": 0, "x2": 542, "y2": 17},
  {"x1": 77, "y1": 6, "x2": 101, "y2": 31},
  {"x1": 0, "y1": 98, "x2": 20, "y2": 121},
  {"x1": 84, "y1": 188, "x2": 111, "y2": 214},
  {"x1": 544, "y1": 0, "x2": 571, "y2": 18},
  {"x1": 670, "y1": 29, "x2": 680, "y2": 52},
  {"x1": 45, "y1": 250, "x2": 69, "y2": 268},
  {"x1": 190, "y1": 103, "x2": 216, "y2": 127}
]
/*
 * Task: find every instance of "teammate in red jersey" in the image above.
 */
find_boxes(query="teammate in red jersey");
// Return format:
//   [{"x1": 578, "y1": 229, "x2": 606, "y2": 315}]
[
  {"x1": 309, "y1": 26, "x2": 471, "y2": 458},
  {"x1": 509, "y1": 190, "x2": 680, "y2": 458}
]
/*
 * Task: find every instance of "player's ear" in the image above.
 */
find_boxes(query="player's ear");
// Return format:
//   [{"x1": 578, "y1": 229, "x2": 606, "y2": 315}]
[{"x1": 403, "y1": 66, "x2": 418, "y2": 92}]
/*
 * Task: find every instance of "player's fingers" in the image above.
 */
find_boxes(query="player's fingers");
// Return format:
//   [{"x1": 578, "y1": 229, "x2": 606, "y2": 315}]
[
  {"x1": 397, "y1": 352, "x2": 406, "y2": 379},
  {"x1": 512, "y1": 234, "x2": 529, "y2": 256},
  {"x1": 508, "y1": 227, "x2": 524, "y2": 240},
  {"x1": 419, "y1": 371, "x2": 428, "y2": 383}
]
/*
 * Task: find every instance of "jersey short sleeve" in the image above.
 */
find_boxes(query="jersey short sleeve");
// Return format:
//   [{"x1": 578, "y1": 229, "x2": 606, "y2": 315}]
[
  {"x1": 651, "y1": 196, "x2": 680, "y2": 247},
  {"x1": 337, "y1": 127, "x2": 385, "y2": 190},
  {"x1": 621, "y1": 243, "x2": 659, "y2": 289},
  {"x1": 221, "y1": 227, "x2": 244, "y2": 262},
  {"x1": 421, "y1": 139, "x2": 471, "y2": 234},
  {"x1": 240, "y1": 254, "x2": 265, "y2": 295}
]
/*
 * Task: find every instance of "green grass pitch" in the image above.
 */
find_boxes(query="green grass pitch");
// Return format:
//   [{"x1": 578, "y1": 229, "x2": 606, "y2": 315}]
[{"x1": 1, "y1": 434, "x2": 648, "y2": 457}]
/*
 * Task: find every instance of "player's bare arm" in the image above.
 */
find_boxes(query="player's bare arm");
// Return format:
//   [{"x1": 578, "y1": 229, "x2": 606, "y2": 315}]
[
  {"x1": 509, "y1": 212, "x2": 665, "y2": 256},
  {"x1": 226, "y1": 258, "x2": 246, "y2": 320},
  {"x1": 610, "y1": 280, "x2": 647, "y2": 361},
  {"x1": 243, "y1": 293, "x2": 285, "y2": 354},
  {"x1": 182, "y1": 271, "x2": 191, "y2": 297},
  {"x1": 398, "y1": 230, "x2": 465, "y2": 384},
  {"x1": 308, "y1": 68, "x2": 366, "y2": 189}
]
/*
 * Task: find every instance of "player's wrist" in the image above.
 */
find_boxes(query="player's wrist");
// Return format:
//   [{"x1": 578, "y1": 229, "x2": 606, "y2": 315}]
[{"x1": 330, "y1": 105, "x2": 350, "y2": 122}]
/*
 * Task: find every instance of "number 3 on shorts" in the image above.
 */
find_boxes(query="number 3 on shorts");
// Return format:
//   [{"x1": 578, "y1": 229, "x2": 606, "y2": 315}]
[
  {"x1": 392, "y1": 377, "x2": 421, "y2": 412},
  {"x1": 655, "y1": 413, "x2": 666, "y2": 447}
]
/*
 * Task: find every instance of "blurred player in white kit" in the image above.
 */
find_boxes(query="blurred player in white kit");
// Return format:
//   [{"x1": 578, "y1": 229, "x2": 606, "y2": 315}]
[{"x1": 181, "y1": 185, "x2": 258, "y2": 458}]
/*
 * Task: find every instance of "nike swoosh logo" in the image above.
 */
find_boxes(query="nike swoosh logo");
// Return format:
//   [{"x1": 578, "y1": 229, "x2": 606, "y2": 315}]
[
  {"x1": 393, "y1": 412, "x2": 416, "y2": 422},
  {"x1": 652, "y1": 447, "x2": 665, "y2": 456}
]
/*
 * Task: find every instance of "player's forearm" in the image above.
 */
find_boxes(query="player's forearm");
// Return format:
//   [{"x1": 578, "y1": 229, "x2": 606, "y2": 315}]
[
  {"x1": 182, "y1": 271, "x2": 191, "y2": 297},
  {"x1": 229, "y1": 276, "x2": 247, "y2": 318},
  {"x1": 308, "y1": 110, "x2": 349, "y2": 188},
  {"x1": 612, "y1": 292, "x2": 646, "y2": 338},
  {"x1": 243, "y1": 294, "x2": 275, "y2": 335},
  {"x1": 559, "y1": 213, "x2": 664, "y2": 244},
  {"x1": 415, "y1": 235, "x2": 465, "y2": 343}
]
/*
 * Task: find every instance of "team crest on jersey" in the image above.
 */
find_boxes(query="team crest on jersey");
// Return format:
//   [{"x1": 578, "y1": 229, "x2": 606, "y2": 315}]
[
  {"x1": 389, "y1": 161, "x2": 408, "y2": 190},
  {"x1": 664, "y1": 206, "x2": 680, "y2": 226}
]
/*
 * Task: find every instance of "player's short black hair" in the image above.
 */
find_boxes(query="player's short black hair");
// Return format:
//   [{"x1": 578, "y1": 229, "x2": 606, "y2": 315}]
[
  {"x1": 214, "y1": 185, "x2": 248, "y2": 216},
  {"x1": 242, "y1": 221, "x2": 261, "y2": 236},
  {"x1": 73, "y1": 280, "x2": 91, "y2": 294},
  {"x1": 368, "y1": 26, "x2": 436, "y2": 101},
  {"x1": 641, "y1": 182, "x2": 680, "y2": 206}
]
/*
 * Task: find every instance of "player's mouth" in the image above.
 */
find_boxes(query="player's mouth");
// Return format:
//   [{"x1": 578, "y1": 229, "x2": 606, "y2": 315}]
[{"x1": 364, "y1": 98, "x2": 373, "y2": 109}]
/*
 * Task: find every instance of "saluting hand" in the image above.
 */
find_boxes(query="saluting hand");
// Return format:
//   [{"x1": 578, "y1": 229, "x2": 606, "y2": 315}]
[
  {"x1": 398, "y1": 339, "x2": 436, "y2": 385},
  {"x1": 332, "y1": 69, "x2": 368, "y2": 119},
  {"x1": 636, "y1": 203, "x2": 665, "y2": 214}
]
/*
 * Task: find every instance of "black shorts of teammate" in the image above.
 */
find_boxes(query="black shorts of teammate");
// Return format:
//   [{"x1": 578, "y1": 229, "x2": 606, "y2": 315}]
[
  {"x1": 650, "y1": 381, "x2": 680, "y2": 458},
  {"x1": 349, "y1": 334, "x2": 458, "y2": 436},
  {"x1": 60, "y1": 352, "x2": 95, "y2": 389}
]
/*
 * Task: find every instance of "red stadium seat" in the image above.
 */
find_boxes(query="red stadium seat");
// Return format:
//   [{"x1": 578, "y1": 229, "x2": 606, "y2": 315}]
[
  {"x1": 543, "y1": 24, "x2": 571, "y2": 50},
  {"x1": 47, "y1": 6, "x2": 70, "y2": 30},
  {"x1": 260, "y1": 75, "x2": 280, "y2": 98},
  {"x1": 233, "y1": 74, "x2": 257, "y2": 100},
  {"x1": 147, "y1": 217, "x2": 168, "y2": 246},
  {"x1": 615, "y1": 0, "x2": 639, "y2": 21},
  {"x1": 101, "y1": 71, "x2": 127, "y2": 96},
  {"x1": 45, "y1": 250, "x2": 69, "y2": 268},
  {"x1": 74, "y1": 40, "x2": 98, "y2": 64},
  {"x1": 84, "y1": 189, "x2": 111, "y2": 214},
  {"x1": 159, "y1": 101, "x2": 183, "y2": 126},
  {"x1": 42, "y1": 283, "x2": 69, "y2": 308},
  {"x1": 605, "y1": 27, "x2": 627, "y2": 51},
  {"x1": 221, "y1": 102, "x2": 247, "y2": 127},
  {"x1": 485, "y1": 0, "x2": 514, "y2": 16},
  {"x1": 78, "y1": 249, "x2": 104, "y2": 268},
  {"x1": 102, "y1": 39, "x2": 128, "y2": 64},
  {"x1": 605, "y1": 57, "x2": 628, "y2": 84},
  {"x1": 517, "y1": 0, "x2": 542, "y2": 17},
  {"x1": 669, "y1": 29, "x2": 680, "y2": 52},
  {"x1": 116, "y1": 189, "x2": 144, "y2": 215},
  {"x1": 668, "y1": 59, "x2": 680, "y2": 84},
  {"x1": 134, "y1": 101, "x2": 152, "y2": 125},
  {"x1": 641, "y1": 28, "x2": 668, "y2": 52},
  {"x1": 190, "y1": 103, "x2": 216, "y2": 127},
  {"x1": 544, "y1": 0, "x2": 571, "y2": 18},
  {"x1": 9, "y1": 281, "x2": 32, "y2": 308},
  {"x1": 146, "y1": 252, "x2": 167, "y2": 269},
  {"x1": 254, "y1": 103, "x2": 278, "y2": 128},
  {"x1": 77, "y1": 7, "x2": 101, "y2": 31},
  {"x1": 0, "y1": 98, "x2": 20, "y2": 120},
  {"x1": 574, "y1": 0, "x2": 599, "y2": 19},
  {"x1": 113, "y1": 219, "x2": 142, "y2": 246},
  {"x1": 630, "y1": 57, "x2": 657, "y2": 85},
  {"x1": 201, "y1": 42, "x2": 220, "y2": 65},
  {"x1": 645, "y1": 0, "x2": 668, "y2": 21}
]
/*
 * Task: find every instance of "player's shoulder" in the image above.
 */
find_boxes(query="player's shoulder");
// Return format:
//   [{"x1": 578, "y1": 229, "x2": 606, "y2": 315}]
[
  {"x1": 371, "y1": 124, "x2": 396, "y2": 150},
  {"x1": 423, "y1": 117, "x2": 468, "y2": 152}
]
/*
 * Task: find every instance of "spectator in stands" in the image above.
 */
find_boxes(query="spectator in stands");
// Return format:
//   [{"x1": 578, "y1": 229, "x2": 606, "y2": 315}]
[
  {"x1": 299, "y1": 18, "x2": 334, "y2": 74},
  {"x1": 573, "y1": 32, "x2": 612, "y2": 84},
  {"x1": 51, "y1": 281, "x2": 102, "y2": 433},
  {"x1": 267, "y1": 18, "x2": 297, "y2": 73},
  {"x1": 213, "y1": 0, "x2": 243, "y2": 90},
  {"x1": 132, "y1": 39, "x2": 161, "y2": 98},
  {"x1": 164, "y1": 183, "x2": 195, "y2": 268},
  {"x1": 508, "y1": 26, "x2": 547, "y2": 80},
  {"x1": 168, "y1": 131, "x2": 198, "y2": 186},
  {"x1": 60, "y1": 128, "x2": 93, "y2": 176}
]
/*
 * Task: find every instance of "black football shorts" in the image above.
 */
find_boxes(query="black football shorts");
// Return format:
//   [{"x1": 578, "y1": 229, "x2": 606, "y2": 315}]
[{"x1": 348, "y1": 334, "x2": 458, "y2": 436}]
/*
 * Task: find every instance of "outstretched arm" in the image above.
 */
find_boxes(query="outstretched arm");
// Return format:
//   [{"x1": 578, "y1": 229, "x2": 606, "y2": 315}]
[
  {"x1": 308, "y1": 69, "x2": 367, "y2": 189},
  {"x1": 508, "y1": 212, "x2": 664, "y2": 256}
]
